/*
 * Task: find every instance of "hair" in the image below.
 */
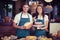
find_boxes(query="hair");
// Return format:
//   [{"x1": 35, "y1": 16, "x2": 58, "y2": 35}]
[
  {"x1": 36, "y1": 4, "x2": 44, "y2": 18},
  {"x1": 21, "y1": 3, "x2": 29, "y2": 12},
  {"x1": 22, "y1": 3, "x2": 29, "y2": 7}
]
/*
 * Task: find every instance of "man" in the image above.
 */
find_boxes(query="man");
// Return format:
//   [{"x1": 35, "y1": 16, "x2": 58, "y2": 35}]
[{"x1": 13, "y1": 4, "x2": 33, "y2": 38}]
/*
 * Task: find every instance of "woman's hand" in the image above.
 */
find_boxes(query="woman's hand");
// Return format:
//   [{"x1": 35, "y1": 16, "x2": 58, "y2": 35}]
[
  {"x1": 33, "y1": 25, "x2": 42, "y2": 28},
  {"x1": 40, "y1": 27, "x2": 48, "y2": 32},
  {"x1": 40, "y1": 28, "x2": 45, "y2": 30},
  {"x1": 33, "y1": 25, "x2": 43, "y2": 29}
]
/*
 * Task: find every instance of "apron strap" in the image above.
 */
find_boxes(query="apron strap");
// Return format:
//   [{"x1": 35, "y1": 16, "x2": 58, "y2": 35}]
[
  {"x1": 36, "y1": 16, "x2": 44, "y2": 24},
  {"x1": 21, "y1": 12, "x2": 30, "y2": 19}
]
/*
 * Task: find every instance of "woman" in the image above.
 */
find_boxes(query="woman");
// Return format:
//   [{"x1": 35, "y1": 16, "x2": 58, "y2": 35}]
[
  {"x1": 13, "y1": 4, "x2": 33, "y2": 38},
  {"x1": 33, "y1": 5, "x2": 49, "y2": 37}
]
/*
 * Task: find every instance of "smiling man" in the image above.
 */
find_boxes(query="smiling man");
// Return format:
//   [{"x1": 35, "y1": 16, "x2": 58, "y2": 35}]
[{"x1": 13, "y1": 4, "x2": 33, "y2": 38}]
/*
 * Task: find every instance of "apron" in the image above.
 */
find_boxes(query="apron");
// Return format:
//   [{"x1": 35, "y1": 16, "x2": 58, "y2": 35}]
[
  {"x1": 35, "y1": 17, "x2": 46, "y2": 37},
  {"x1": 16, "y1": 13, "x2": 30, "y2": 38}
]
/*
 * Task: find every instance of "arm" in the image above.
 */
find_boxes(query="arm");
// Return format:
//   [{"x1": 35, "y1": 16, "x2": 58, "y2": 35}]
[
  {"x1": 13, "y1": 22, "x2": 21, "y2": 29},
  {"x1": 41, "y1": 15, "x2": 49, "y2": 31},
  {"x1": 30, "y1": 14, "x2": 33, "y2": 24},
  {"x1": 13, "y1": 21, "x2": 25, "y2": 29},
  {"x1": 41, "y1": 20, "x2": 48, "y2": 31},
  {"x1": 13, "y1": 14, "x2": 25, "y2": 29}
]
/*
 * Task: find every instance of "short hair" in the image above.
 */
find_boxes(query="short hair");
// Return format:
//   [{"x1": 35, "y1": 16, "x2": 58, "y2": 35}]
[{"x1": 22, "y1": 3, "x2": 29, "y2": 7}]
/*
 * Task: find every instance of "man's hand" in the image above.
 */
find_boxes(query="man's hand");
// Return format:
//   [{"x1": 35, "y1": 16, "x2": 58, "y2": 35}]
[
  {"x1": 17, "y1": 26, "x2": 25, "y2": 29},
  {"x1": 20, "y1": 26, "x2": 25, "y2": 29}
]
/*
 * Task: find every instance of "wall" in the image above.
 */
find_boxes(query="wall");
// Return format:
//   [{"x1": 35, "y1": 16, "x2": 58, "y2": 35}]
[
  {"x1": 50, "y1": 23, "x2": 60, "y2": 33},
  {"x1": 15, "y1": 0, "x2": 26, "y2": 14}
]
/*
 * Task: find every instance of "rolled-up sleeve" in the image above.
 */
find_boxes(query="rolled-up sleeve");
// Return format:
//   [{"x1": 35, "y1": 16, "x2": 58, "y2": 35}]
[
  {"x1": 14, "y1": 14, "x2": 20, "y2": 25},
  {"x1": 44, "y1": 15, "x2": 49, "y2": 21},
  {"x1": 29, "y1": 14, "x2": 33, "y2": 23}
]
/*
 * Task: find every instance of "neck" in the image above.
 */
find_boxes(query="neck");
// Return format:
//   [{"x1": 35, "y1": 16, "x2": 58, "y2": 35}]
[
  {"x1": 22, "y1": 11, "x2": 28, "y2": 15},
  {"x1": 39, "y1": 13, "x2": 42, "y2": 16},
  {"x1": 23, "y1": 11, "x2": 28, "y2": 13}
]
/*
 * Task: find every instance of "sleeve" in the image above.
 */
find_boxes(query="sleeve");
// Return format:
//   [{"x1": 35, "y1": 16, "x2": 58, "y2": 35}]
[
  {"x1": 14, "y1": 14, "x2": 20, "y2": 25},
  {"x1": 44, "y1": 15, "x2": 49, "y2": 21},
  {"x1": 29, "y1": 14, "x2": 33, "y2": 23}
]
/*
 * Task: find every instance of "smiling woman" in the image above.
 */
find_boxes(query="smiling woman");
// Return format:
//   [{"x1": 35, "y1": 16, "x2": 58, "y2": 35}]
[{"x1": 33, "y1": 5, "x2": 49, "y2": 37}]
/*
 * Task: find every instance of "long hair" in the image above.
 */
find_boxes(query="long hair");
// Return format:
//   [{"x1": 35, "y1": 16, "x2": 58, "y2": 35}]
[{"x1": 36, "y1": 5, "x2": 44, "y2": 18}]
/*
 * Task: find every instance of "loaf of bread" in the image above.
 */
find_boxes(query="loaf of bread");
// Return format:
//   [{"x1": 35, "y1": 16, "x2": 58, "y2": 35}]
[{"x1": 24, "y1": 22, "x2": 32, "y2": 29}]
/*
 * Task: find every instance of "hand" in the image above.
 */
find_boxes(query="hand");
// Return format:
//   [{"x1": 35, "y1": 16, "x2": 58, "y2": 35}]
[
  {"x1": 40, "y1": 28, "x2": 48, "y2": 31},
  {"x1": 40, "y1": 27, "x2": 46, "y2": 30},
  {"x1": 20, "y1": 26, "x2": 25, "y2": 29},
  {"x1": 45, "y1": 29, "x2": 48, "y2": 32},
  {"x1": 33, "y1": 25, "x2": 41, "y2": 27}
]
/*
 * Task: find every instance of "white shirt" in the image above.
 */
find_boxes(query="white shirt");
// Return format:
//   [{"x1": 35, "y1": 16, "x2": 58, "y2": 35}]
[
  {"x1": 36, "y1": 15, "x2": 49, "y2": 25},
  {"x1": 14, "y1": 12, "x2": 33, "y2": 25}
]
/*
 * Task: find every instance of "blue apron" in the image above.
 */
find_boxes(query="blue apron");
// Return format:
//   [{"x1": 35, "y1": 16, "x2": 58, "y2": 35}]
[
  {"x1": 35, "y1": 17, "x2": 46, "y2": 37},
  {"x1": 16, "y1": 13, "x2": 30, "y2": 38}
]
